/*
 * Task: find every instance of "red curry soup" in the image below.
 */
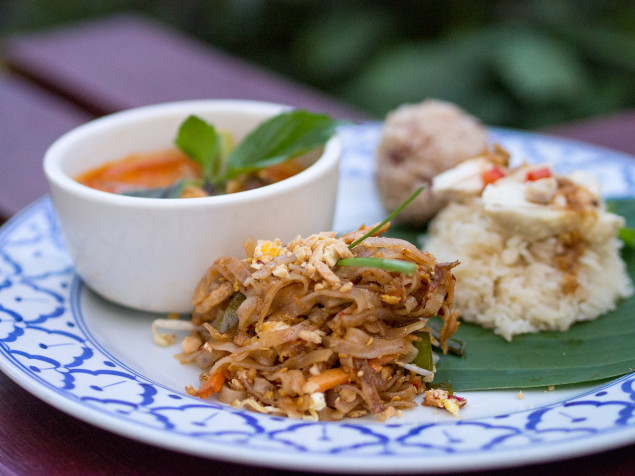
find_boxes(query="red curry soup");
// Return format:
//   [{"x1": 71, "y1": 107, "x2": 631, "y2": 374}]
[{"x1": 75, "y1": 149, "x2": 305, "y2": 197}]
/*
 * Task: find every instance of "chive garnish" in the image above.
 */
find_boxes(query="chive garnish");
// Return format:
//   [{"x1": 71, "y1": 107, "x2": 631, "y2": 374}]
[
  {"x1": 338, "y1": 186, "x2": 425, "y2": 274},
  {"x1": 348, "y1": 185, "x2": 425, "y2": 249},
  {"x1": 336, "y1": 257, "x2": 417, "y2": 274}
]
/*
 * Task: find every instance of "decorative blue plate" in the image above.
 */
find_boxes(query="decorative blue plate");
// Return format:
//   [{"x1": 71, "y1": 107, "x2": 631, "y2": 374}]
[{"x1": 1, "y1": 124, "x2": 634, "y2": 473}]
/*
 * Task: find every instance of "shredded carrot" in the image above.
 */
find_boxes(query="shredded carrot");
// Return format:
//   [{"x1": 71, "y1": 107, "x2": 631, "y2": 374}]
[
  {"x1": 193, "y1": 370, "x2": 226, "y2": 399},
  {"x1": 303, "y1": 368, "x2": 349, "y2": 394}
]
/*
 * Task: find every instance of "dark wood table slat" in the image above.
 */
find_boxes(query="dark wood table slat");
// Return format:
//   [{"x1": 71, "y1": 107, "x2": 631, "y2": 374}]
[
  {"x1": 4, "y1": 14, "x2": 371, "y2": 122},
  {"x1": 0, "y1": 370, "x2": 293, "y2": 476},
  {"x1": 0, "y1": 366, "x2": 632, "y2": 476},
  {"x1": 543, "y1": 109, "x2": 635, "y2": 156},
  {"x1": 0, "y1": 74, "x2": 91, "y2": 219}
]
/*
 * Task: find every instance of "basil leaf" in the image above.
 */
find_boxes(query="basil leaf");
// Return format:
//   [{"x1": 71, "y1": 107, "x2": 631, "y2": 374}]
[
  {"x1": 224, "y1": 110, "x2": 341, "y2": 179},
  {"x1": 175, "y1": 115, "x2": 220, "y2": 184},
  {"x1": 121, "y1": 179, "x2": 186, "y2": 199},
  {"x1": 214, "y1": 130, "x2": 235, "y2": 181}
]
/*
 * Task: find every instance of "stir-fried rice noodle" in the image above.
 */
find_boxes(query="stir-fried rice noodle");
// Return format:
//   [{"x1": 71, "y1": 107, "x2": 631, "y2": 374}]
[{"x1": 179, "y1": 225, "x2": 460, "y2": 421}]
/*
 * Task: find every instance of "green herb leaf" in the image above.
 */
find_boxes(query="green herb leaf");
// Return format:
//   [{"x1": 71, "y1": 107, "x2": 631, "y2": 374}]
[
  {"x1": 619, "y1": 227, "x2": 635, "y2": 248},
  {"x1": 213, "y1": 293, "x2": 246, "y2": 334},
  {"x1": 348, "y1": 185, "x2": 425, "y2": 249},
  {"x1": 391, "y1": 198, "x2": 635, "y2": 391},
  {"x1": 336, "y1": 257, "x2": 417, "y2": 274},
  {"x1": 175, "y1": 115, "x2": 220, "y2": 185},
  {"x1": 224, "y1": 110, "x2": 341, "y2": 179},
  {"x1": 607, "y1": 200, "x2": 635, "y2": 249},
  {"x1": 413, "y1": 331, "x2": 434, "y2": 371},
  {"x1": 121, "y1": 179, "x2": 187, "y2": 199}
]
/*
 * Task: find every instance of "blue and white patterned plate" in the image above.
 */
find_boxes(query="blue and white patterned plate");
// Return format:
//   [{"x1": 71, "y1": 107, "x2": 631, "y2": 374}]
[{"x1": 1, "y1": 124, "x2": 634, "y2": 473}]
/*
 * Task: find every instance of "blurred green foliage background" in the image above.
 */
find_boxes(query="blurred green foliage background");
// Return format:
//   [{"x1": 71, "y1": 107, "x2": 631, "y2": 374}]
[{"x1": 1, "y1": 0, "x2": 633, "y2": 128}]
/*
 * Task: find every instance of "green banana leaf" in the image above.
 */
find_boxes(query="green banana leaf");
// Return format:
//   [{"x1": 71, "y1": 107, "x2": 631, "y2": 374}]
[{"x1": 390, "y1": 199, "x2": 635, "y2": 391}]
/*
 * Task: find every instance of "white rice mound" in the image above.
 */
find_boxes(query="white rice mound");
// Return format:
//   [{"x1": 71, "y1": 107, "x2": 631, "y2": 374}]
[{"x1": 422, "y1": 199, "x2": 633, "y2": 341}]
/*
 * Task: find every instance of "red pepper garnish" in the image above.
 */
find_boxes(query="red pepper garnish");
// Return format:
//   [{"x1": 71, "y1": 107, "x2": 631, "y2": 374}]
[
  {"x1": 526, "y1": 167, "x2": 552, "y2": 181},
  {"x1": 481, "y1": 166, "x2": 505, "y2": 185},
  {"x1": 449, "y1": 395, "x2": 467, "y2": 407}
]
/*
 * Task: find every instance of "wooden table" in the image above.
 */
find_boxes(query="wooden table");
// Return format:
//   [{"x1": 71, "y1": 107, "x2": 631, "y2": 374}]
[{"x1": 1, "y1": 14, "x2": 633, "y2": 475}]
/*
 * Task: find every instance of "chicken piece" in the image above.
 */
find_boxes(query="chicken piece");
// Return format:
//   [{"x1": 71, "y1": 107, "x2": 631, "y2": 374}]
[
  {"x1": 481, "y1": 166, "x2": 614, "y2": 240},
  {"x1": 525, "y1": 176, "x2": 557, "y2": 204},
  {"x1": 432, "y1": 157, "x2": 500, "y2": 201},
  {"x1": 482, "y1": 177, "x2": 577, "y2": 240}
]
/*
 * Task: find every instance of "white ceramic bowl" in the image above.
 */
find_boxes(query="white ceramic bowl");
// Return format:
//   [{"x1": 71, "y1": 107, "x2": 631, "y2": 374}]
[{"x1": 43, "y1": 100, "x2": 341, "y2": 313}]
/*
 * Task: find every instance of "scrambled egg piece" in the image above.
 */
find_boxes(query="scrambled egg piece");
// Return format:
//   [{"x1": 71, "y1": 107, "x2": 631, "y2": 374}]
[
  {"x1": 248, "y1": 232, "x2": 354, "y2": 288},
  {"x1": 252, "y1": 239, "x2": 284, "y2": 268}
]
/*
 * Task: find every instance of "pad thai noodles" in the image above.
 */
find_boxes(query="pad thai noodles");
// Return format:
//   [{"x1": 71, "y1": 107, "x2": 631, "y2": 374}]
[{"x1": 156, "y1": 222, "x2": 463, "y2": 421}]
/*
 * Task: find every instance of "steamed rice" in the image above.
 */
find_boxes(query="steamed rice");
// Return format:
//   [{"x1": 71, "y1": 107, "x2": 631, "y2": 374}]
[{"x1": 423, "y1": 198, "x2": 633, "y2": 341}]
